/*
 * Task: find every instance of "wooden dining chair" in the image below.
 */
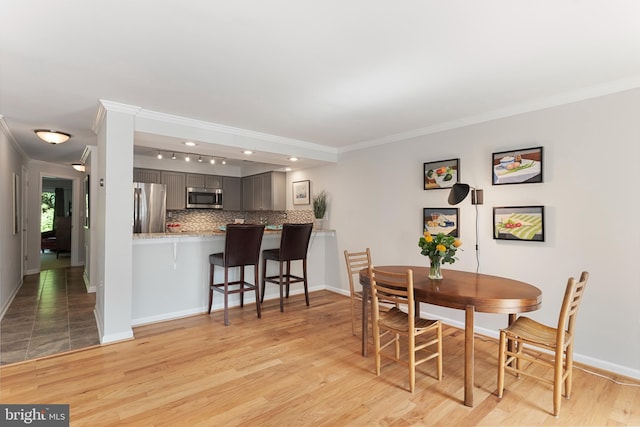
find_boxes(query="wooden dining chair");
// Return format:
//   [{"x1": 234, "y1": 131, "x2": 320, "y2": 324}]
[
  {"x1": 369, "y1": 266, "x2": 442, "y2": 393},
  {"x1": 261, "y1": 223, "x2": 314, "y2": 312},
  {"x1": 344, "y1": 248, "x2": 372, "y2": 336},
  {"x1": 497, "y1": 271, "x2": 589, "y2": 417},
  {"x1": 208, "y1": 224, "x2": 265, "y2": 326}
]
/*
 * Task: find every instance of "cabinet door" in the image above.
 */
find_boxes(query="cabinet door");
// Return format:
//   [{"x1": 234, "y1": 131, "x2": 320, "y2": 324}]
[
  {"x1": 161, "y1": 171, "x2": 186, "y2": 210},
  {"x1": 205, "y1": 175, "x2": 222, "y2": 189},
  {"x1": 242, "y1": 176, "x2": 254, "y2": 211},
  {"x1": 133, "y1": 168, "x2": 161, "y2": 183},
  {"x1": 270, "y1": 171, "x2": 286, "y2": 211},
  {"x1": 223, "y1": 176, "x2": 241, "y2": 211},
  {"x1": 186, "y1": 173, "x2": 205, "y2": 188}
]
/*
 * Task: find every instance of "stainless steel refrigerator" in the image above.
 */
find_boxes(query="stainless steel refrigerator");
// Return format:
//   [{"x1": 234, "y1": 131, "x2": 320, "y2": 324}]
[{"x1": 133, "y1": 182, "x2": 167, "y2": 233}]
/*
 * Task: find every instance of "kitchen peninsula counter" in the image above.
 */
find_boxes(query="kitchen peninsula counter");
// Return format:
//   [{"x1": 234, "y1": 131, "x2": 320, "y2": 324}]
[{"x1": 132, "y1": 229, "x2": 335, "y2": 326}]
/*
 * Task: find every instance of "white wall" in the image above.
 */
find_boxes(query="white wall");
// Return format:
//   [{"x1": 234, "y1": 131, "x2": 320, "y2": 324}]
[
  {"x1": 0, "y1": 119, "x2": 25, "y2": 316},
  {"x1": 296, "y1": 89, "x2": 640, "y2": 379}
]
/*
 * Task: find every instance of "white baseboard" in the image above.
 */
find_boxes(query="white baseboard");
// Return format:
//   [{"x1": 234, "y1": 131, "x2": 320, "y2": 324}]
[{"x1": 0, "y1": 277, "x2": 22, "y2": 320}]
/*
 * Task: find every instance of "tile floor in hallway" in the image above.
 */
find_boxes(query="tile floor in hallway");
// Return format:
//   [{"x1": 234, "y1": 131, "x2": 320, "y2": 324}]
[{"x1": 0, "y1": 266, "x2": 100, "y2": 365}]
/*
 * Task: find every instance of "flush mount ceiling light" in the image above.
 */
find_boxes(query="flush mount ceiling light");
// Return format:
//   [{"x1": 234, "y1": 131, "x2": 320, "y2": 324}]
[
  {"x1": 288, "y1": 157, "x2": 298, "y2": 162},
  {"x1": 71, "y1": 163, "x2": 85, "y2": 172},
  {"x1": 34, "y1": 129, "x2": 71, "y2": 144},
  {"x1": 243, "y1": 150, "x2": 253, "y2": 155},
  {"x1": 184, "y1": 141, "x2": 196, "y2": 147}
]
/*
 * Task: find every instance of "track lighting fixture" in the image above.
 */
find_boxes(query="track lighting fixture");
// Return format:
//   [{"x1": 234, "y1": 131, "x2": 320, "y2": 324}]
[{"x1": 171, "y1": 152, "x2": 176, "y2": 160}]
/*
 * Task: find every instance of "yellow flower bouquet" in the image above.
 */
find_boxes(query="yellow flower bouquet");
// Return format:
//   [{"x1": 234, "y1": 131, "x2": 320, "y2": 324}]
[{"x1": 418, "y1": 232, "x2": 462, "y2": 279}]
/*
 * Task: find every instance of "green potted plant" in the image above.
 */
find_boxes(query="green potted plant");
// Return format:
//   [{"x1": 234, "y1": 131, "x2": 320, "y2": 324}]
[{"x1": 312, "y1": 190, "x2": 327, "y2": 228}]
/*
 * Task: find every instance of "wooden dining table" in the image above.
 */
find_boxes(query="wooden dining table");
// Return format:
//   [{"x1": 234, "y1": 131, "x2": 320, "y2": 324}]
[{"x1": 359, "y1": 266, "x2": 542, "y2": 407}]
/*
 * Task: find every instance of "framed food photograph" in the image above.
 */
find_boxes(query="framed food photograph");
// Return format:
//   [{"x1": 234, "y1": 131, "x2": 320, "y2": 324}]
[
  {"x1": 424, "y1": 158, "x2": 459, "y2": 190},
  {"x1": 493, "y1": 206, "x2": 544, "y2": 242},
  {"x1": 423, "y1": 208, "x2": 459, "y2": 237},
  {"x1": 292, "y1": 180, "x2": 310, "y2": 205},
  {"x1": 492, "y1": 146, "x2": 543, "y2": 185}
]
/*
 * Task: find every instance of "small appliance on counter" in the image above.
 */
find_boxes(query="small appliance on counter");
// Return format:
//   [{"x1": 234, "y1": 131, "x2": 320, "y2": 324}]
[{"x1": 133, "y1": 182, "x2": 167, "y2": 233}]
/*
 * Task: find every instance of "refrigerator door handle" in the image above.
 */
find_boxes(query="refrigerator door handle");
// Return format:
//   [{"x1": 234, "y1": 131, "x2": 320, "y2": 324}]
[{"x1": 133, "y1": 187, "x2": 141, "y2": 233}]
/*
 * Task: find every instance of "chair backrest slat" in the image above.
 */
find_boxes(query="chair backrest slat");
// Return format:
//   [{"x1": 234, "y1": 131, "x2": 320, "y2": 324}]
[
  {"x1": 370, "y1": 267, "x2": 414, "y2": 319},
  {"x1": 344, "y1": 249, "x2": 372, "y2": 293},
  {"x1": 558, "y1": 271, "x2": 589, "y2": 337}
]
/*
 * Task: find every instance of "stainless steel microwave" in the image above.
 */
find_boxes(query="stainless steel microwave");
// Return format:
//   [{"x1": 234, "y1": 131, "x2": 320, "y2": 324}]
[{"x1": 186, "y1": 187, "x2": 223, "y2": 209}]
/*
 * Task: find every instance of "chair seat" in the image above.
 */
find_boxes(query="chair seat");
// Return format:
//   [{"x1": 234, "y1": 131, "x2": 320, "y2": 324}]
[
  {"x1": 209, "y1": 253, "x2": 224, "y2": 266},
  {"x1": 505, "y1": 316, "x2": 571, "y2": 349},
  {"x1": 379, "y1": 307, "x2": 439, "y2": 332},
  {"x1": 262, "y1": 248, "x2": 280, "y2": 261}
]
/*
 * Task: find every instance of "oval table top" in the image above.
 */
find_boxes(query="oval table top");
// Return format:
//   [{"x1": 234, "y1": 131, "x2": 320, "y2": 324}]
[{"x1": 360, "y1": 266, "x2": 542, "y2": 314}]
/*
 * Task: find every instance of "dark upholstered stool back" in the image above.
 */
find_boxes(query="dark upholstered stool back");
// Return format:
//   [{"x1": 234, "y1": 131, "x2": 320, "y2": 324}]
[
  {"x1": 221, "y1": 224, "x2": 265, "y2": 267},
  {"x1": 278, "y1": 223, "x2": 313, "y2": 260}
]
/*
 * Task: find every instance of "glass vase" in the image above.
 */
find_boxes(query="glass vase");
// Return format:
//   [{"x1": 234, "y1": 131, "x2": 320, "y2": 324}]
[{"x1": 429, "y1": 257, "x2": 443, "y2": 280}]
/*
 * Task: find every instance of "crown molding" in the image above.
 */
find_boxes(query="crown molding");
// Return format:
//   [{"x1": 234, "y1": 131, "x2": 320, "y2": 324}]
[
  {"x1": 0, "y1": 115, "x2": 27, "y2": 158},
  {"x1": 340, "y1": 76, "x2": 640, "y2": 154},
  {"x1": 93, "y1": 100, "x2": 142, "y2": 133}
]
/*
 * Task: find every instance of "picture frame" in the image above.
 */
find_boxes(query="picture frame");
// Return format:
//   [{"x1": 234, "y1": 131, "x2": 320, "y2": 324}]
[
  {"x1": 423, "y1": 207, "x2": 459, "y2": 237},
  {"x1": 292, "y1": 180, "x2": 310, "y2": 205},
  {"x1": 493, "y1": 206, "x2": 544, "y2": 242},
  {"x1": 424, "y1": 158, "x2": 459, "y2": 190},
  {"x1": 492, "y1": 146, "x2": 543, "y2": 185},
  {"x1": 12, "y1": 173, "x2": 20, "y2": 235},
  {"x1": 84, "y1": 175, "x2": 90, "y2": 228}
]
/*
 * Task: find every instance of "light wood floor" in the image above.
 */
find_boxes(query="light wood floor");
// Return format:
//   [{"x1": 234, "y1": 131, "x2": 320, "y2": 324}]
[{"x1": 1, "y1": 291, "x2": 638, "y2": 426}]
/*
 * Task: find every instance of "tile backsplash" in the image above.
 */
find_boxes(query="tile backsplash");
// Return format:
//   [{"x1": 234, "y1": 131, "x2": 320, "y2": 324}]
[{"x1": 166, "y1": 209, "x2": 315, "y2": 232}]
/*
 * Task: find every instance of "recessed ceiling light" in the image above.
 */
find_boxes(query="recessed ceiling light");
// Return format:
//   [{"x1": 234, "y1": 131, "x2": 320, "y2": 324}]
[
  {"x1": 289, "y1": 157, "x2": 298, "y2": 162},
  {"x1": 284, "y1": 167, "x2": 292, "y2": 172},
  {"x1": 243, "y1": 150, "x2": 253, "y2": 155},
  {"x1": 184, "y1": 141, "x2": 196, "y2": 147}
]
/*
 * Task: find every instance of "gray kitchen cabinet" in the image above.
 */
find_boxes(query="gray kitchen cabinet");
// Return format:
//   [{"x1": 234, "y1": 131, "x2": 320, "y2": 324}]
[
  {"x1": 242, "y1": 172, "x2": 285, "y2": 211},
  {"x1": 186, "y1": 173, "x2": 222, "y2": 189},
  {"x1": 205, "y1": 175, "x2": 222, "y2": 189},
  {"x1": 161, "y1": 171, "x2": 186, "y2": 210},
  {"x1": 186, "y1": 173, "x2": 205, "y2": 188},
  {"x1": 133, "y1": 168, "x2": 162, "y2": 183},
  {"x1": 242, "y1": 175, "x2": 254, "y2": 211},
  {"x1": 223, "y1": 176, "x2": 241, "y2": 211}
]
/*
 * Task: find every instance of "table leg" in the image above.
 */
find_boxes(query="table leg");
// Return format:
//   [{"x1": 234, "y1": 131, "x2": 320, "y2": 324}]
[
  {"x1": 464, "y1": 305, "x2": 475, "y2": 407},
  {"x1": 507, "y1": 313, "x2": 516, "y2": 366},
  {"x1": 362, "y1": 281, "x2": 368, "y2": 357}
]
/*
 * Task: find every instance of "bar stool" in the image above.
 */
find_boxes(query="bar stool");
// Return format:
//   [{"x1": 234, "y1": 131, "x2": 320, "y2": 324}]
[
  {"x1": 261, "y1": 223, "x2": 313, "y2": 312},
  {"x1": 209, "y1": 224, "x2": 265, "y2": 326}
]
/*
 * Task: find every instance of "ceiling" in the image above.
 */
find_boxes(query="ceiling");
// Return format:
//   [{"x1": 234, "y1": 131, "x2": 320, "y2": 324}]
[{"x1": 2, "y1": 1, "x2": 640, "y2": 171}]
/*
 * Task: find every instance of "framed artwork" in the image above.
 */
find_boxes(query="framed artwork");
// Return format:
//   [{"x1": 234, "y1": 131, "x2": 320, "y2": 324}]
[
  {"x1": 12, "y1": 173, "x2": 20, "y2": 235},
  {"x1": 292, "y1": 180, "x2": 310, "y2": 205},
  {"x1": 424, "y1": 158, "x2": 459, "y2": 190},
  {"x1": 423, "y1": 208, "x2": 459, "y2": 237},
  {"x1": 492, "y1": 146, "x2": 543, "y2": 185},
  {"x1": 493, "y1": 206, "x2": 544, "y2": 242},
  {"x1": 84, "y1": 175, "x2": 90, "y2": 228}
]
